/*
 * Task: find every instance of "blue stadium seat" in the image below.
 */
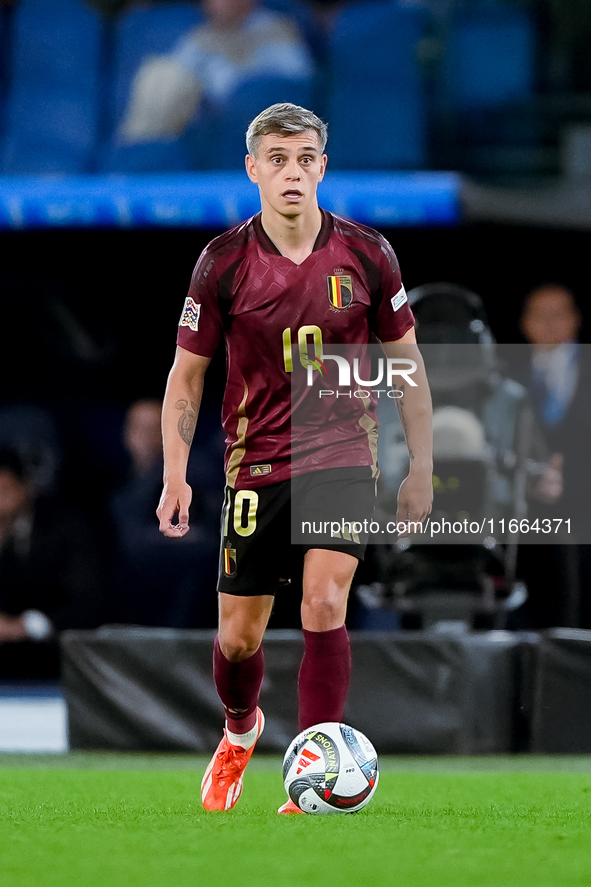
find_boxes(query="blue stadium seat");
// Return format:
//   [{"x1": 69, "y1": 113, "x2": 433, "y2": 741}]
[
  {"x1": 443, "y1": 0, "x2": 536, "y2": 112},
  {"x1": 195, "y1": 76, "x2": 315, "y2": 169},
  {"x1": 440, "y1": 0, "x2": 539, "y2": 176},
  {"x1": 0, "y1": 6, "x2": 8, "y2": 135},
  {"x1": 108, "y1": 2, "x2": 204, "y2": 130},
  {"x1": 261, "y1": 0, "x2": 322, "y2": 61},
  {"x1": 326, "y1": 0, "x2": 428, "y2": 170},
  {"x1": 1, "y1": 0, "x2": 105, "y2": 174},
  {"x1": 100, "y1": 2, "x2": 204, "y2": 173},
  {"x1": 100, "y1": 140, "x2": 196, "y2": 175},
  {"x1": 3, "y1": 94, "x2": 103, "y2": 175}
]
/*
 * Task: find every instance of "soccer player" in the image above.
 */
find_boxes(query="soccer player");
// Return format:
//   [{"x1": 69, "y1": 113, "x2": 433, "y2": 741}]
[{"x1": 157, "y1": 103, "x2": 433, "y2": 813}]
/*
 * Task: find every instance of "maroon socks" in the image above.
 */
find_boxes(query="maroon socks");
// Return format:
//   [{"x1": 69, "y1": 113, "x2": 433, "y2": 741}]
[
  {"x1": 297, "y1": 625, "x2": 352, "y2": 731},
  {"x1": 213, "y1": 625, "x2": 352, "y2": 737},
  {"x1": 213, "y1": 635, "x2": 264, "y2": 735}
]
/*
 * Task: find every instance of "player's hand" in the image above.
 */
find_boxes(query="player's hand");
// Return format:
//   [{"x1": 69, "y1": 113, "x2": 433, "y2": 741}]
[
  {"x1": 396, "y1": 466, "x2": 433, "y2": 536},
  {"x1": 157, "y1": 482, "x2": 193, "y2": 538}
]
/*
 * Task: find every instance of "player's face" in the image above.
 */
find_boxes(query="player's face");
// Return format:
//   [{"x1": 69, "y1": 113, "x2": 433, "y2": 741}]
[{"x1": 245, "y1": 131, "x2": 327, "y2": 219}]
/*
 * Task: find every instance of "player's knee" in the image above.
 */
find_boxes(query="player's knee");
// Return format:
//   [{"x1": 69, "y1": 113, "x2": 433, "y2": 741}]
[
  {"x1": 301, "y1": 593, "x2": 343, "y2": 628},
  {"x1": 219, "y1": 633, "x2": 261, "y2": 663}
]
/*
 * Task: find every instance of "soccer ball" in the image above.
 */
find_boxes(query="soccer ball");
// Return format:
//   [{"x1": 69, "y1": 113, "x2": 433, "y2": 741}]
[{"x1": 282, "y1": 722, "x2": 379, "y2": 814}]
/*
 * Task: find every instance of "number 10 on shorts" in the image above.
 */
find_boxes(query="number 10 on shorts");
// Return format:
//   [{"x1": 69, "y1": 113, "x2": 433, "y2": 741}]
[{"x1": 223, "y1": 488, "x2": 259, "y2": 538}]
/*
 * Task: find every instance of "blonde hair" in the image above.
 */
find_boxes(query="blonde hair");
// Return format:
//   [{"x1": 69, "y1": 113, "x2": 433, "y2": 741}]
[{"x1": 246, "y1": 103, "x2": 328, "y2": 157}]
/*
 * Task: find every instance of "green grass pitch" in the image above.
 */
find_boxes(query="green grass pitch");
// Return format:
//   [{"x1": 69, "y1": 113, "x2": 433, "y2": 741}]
[{"x1": 2, "y1": 754, "x2": 591, "y2": 887}]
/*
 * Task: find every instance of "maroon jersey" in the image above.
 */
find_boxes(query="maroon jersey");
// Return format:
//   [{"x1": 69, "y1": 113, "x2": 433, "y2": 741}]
[{"x1": 177, "y1": 210, "x2": 414, "y2": 489}]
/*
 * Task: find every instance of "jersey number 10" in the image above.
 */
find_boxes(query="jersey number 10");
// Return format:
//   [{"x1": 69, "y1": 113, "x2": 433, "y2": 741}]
[{"x1": 282, "y1": 325, "x2": 323, "y2": 373}]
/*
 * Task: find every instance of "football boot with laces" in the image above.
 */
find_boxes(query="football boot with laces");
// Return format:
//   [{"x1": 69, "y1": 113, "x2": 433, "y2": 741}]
[{"x1": 201, "y1": 708, "x2": 265, "y2": 811}]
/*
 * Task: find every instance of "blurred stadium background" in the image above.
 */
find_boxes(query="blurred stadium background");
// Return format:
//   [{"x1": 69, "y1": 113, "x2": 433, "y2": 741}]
[{"x1": 1, "y1": 0, "x2": 591, "y2": 756}]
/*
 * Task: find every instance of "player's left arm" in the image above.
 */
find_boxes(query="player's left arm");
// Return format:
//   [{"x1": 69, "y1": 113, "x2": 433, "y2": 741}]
[{"x1": 382, "y1": 328, "x2": 433, "y2": 529}]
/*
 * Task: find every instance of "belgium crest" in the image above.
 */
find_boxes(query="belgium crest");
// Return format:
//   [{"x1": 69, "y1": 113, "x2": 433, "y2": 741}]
[
  {"x1": 327, "y1": 274, "x2": 353, "y2": 309},
  {"x1": 223, "y1": 545, "x2": 237, "y2": 576}
]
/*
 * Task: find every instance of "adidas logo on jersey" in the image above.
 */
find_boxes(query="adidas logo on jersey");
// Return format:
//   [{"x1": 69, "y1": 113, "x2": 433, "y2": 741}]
[{"x1": 250, "y1": 464, "x2": 272, "y2": 476}]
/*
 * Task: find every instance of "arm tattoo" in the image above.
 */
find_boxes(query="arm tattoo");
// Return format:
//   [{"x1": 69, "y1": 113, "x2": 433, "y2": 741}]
[{"x1": 175, "y1": 399, "x2": 198, "y2": 447}]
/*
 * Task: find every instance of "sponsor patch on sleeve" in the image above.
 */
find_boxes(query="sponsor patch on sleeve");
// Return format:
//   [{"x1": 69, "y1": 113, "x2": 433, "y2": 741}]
[
  {"x1": 391, "y1": 285, "x2": 408, "y2": 312},
  {"x1": 179, "y1": 296, "x2": 201, "y2": 331}
]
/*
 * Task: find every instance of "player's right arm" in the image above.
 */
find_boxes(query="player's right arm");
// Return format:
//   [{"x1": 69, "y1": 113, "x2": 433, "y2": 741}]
[{"x1": 157, "y1": 345, "x2": 211, "y2": 538}]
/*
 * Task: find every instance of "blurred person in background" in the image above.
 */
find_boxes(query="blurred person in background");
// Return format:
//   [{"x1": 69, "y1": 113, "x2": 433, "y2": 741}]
[
  {"x1": 122, "y1": 397, "x2": 164, "y2": 478},
  {"x1": 0, "y1": 447, "x2": 106, "y2": 679},
  {"x1": 512, "y1": 282, "x2": 591, "y2": 628},
  {"x1": 109, "y1": 398, "x2": 220, "y2": 628},
  {"x1": 118, "y1": 0, "x2": 314, "y2": 149}
]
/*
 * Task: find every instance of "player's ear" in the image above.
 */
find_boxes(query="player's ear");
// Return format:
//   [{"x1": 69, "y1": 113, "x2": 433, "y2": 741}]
[
  {"x1": 318, "y1": 154, "x2": 327, "y2": 181},
  {"x1": 245, "y1": 153, "x2": 258, "y2": 183}
]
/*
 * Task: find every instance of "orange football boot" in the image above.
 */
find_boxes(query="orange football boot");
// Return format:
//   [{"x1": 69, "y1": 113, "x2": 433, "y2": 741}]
[
  {"x1": 201, "y1": 708, "x2": 265, "y2": 811},
  {"x1": 277, "y1": 798, "x2": 305, "y2": 814}
]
